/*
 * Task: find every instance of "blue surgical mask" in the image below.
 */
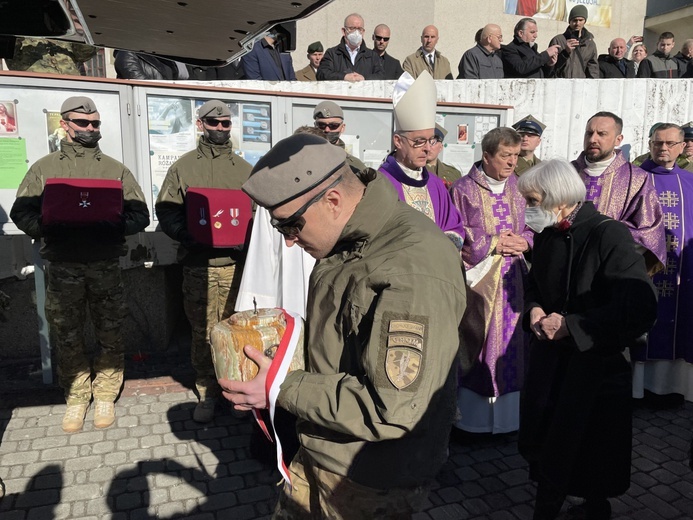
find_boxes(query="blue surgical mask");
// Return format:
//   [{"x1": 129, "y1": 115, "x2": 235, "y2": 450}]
[{"x1": 525, "y1": 206, "x2": 557, "y2": 233}]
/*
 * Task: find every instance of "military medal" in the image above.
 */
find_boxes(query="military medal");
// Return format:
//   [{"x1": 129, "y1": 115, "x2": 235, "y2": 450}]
[
  {"x1": 79, "y1": 191, "x2": 91, "y2": 208},
  {"x1": 230, "y1": 208, "x2": 239, "y2": 226},
  {"x1": 199, "y1": 208, "x2": 207, "y2": 226},
  {"x1": 214, "y1": 222, "x2": 222, "y2": 229}
]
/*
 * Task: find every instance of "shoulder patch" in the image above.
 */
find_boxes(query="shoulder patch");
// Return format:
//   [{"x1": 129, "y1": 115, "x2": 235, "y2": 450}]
[{"x1": 376, "y1": 313, "x2": 429, "y2": 392}]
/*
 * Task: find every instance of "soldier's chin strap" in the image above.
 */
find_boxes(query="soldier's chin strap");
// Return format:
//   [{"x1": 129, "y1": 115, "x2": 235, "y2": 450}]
[{"x1": 252, "y1": 309, "x2": 303, "y2": 488}]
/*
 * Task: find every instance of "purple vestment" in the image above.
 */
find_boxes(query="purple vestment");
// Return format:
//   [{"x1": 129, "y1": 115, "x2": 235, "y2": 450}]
[
  {"x1": 572, "y1": 151, "x2": 666, "y2": 272},
  {"x1": 450, "y1": 163, "x2": 532, "y2": 397},
  {"x1": 633, "y1": 160, "x2": 693, "y2": 363},
  {"x1": 378, "y1": 155, "x2": 465, "y2": 246}
]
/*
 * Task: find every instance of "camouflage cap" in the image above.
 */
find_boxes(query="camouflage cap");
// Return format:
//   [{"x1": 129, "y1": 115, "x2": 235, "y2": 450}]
[
  {"x1": 307, "y1": 41, "x2": 324, "y2": 54},
  {"x1": 198, "y1": 100, "x2": 231, "y2": 119},
  {"x1": 512, "y1": 114, "x2": 546, "y2": 136},
  {"x1": 60, "y1": 96, "x2": 98, "y2": 115},
  {"x1": 243, "y1": 134, "x2": 346, "y2": 209},
  {"x1": 313, "y1": 101, "x2": 344, "y2": 120}
]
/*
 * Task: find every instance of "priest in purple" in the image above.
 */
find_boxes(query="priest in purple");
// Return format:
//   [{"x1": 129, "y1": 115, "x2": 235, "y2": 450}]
[
  {"x1": 572, "y1": 112, "x2": 666, "y2": 273},
  {"x1": 378, "y1": 70, "x2": 465, "y2": 249},
  {"x1": 451, "y1": 127, "x2": 532, "y2": 434},
  {"x1": 633, "y1": 123, "x2": 693, "y2": 402}
]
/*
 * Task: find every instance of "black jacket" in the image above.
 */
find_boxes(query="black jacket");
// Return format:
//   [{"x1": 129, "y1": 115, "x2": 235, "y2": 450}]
[
  {"x1": 377, "y1": 51, "x2": 404, "y2": 80},
  {"x1": 674, "y1": 51, "x2": 693, "y2": 78},
  {"x1": 114, "y1": 51, "x2": 178, "y2": 80},
  {"x1": 598, "y1": 54, "x2": 635, "y2": 78},
  {"x1": 501, "y1": 37, "x2": 554, "y2": 78},
  {"x1": 317, "y1": 39, "x2": 385, "y2": 80}
]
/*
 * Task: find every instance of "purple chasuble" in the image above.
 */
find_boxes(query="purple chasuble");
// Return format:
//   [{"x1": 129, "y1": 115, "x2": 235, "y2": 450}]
[
  {"x1": 450, "y1": 163, "x2": 532, "y2": 397},
  {"x1": 378, "y1": 154, "x2": 465, "y2": 244},
  {"x1": 572, "y1": 150, "x2": 666, "y2": 271},
  {"x1": 632, "y1": 160, "x2": 693, "y2": 363}
]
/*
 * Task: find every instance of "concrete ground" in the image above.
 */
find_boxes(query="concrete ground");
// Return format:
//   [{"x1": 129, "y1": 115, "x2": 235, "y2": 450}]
[{"x1": 1, "y1": 353, "x2": 692, "y2": 520}]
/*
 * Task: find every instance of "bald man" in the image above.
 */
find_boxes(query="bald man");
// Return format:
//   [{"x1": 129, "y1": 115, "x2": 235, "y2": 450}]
[
  {"x1": 372, "y1": 23, "x2": 404, "y2": 79},
  {"x1": 458, "y1": 23, "x2": 504, "y2": 79},
  {"x1": 403, "y1": 25, "x2": 453, "y2": 79},
  {"x1": 598, "y1": 38, "x2": 636, "y2": 78}
]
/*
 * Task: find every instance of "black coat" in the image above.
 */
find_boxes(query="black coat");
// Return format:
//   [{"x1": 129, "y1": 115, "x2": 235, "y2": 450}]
[
  {"x1": 378, "y1": 51, "x2": 404, "y2": 80},
  {"x1": 598, "y1": 54, "x2": 636, "y2": 78},
  {"x1": 114, "y1": 51, "x2": 178, "y2": 80},
  {"x1": 501, "y1": 37, "x2": 554, "y2": 78},
  {"x1": 519, "y1": 203, "x2": 657, "y2": 498},
  {"x1": 317, "y1": 40, "x2": 385, "y2": 80}
]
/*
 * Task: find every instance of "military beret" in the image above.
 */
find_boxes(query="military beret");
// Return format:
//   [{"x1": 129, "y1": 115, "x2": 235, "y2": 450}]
[
  {"x1": 568, "y1": 5, "x2": 588, "y2": 21},
  {"x1": 648, "y1": 122, "x2": 664, "y2": 138},
  {"x1": 243, "y1": 134, "x2": 347, "y2": 209},
  {"x1": 307, "y1": 41, "x2": 324, "y2": 54},
  {"x1": 313, "y1": 101, "x2": 343, "y2": 120},
  {"x1": 60, "y1": 96, "x2": 98, "y2": 115},
  {"x1": 512, "y1": 114, "x2": 546, "y2": 136},
  {"x1": 434, "y1": 123, "x2": 448, "y2": 140},
  {"x1": 198, "y1": 100, "x2": 231, "y2": 119},
  {"x1": 683, "y1": 122, "x2": 693, "y2": 140}
]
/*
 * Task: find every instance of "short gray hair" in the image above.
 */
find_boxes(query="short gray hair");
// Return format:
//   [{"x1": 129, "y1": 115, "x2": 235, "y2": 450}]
[{"x1": 517, "y1": 158, "x2": 586, "y2": 210}]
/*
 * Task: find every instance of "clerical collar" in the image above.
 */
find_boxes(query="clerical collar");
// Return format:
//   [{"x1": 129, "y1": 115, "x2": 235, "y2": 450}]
[
  {"x1": 584, "y1": 152, "x2": 617, "y2": 177},
  {"x1": 480, "y1": 167, "x2": 507, "y2": 194},
  {"x1": 396, "y1": 160, "x2": 423, "y2": 181}
]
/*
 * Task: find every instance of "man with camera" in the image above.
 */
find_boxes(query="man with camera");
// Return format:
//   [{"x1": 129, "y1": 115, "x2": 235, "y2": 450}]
[{"x1": 549, "y1": 5, "x2": 599, "y2": 78}]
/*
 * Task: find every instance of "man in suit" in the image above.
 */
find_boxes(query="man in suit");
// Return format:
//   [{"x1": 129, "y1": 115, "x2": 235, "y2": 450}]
[
  {"x1": 403, "y1": 25, "x2": 453, "y2": 79},
  {"x1": 296, "y1": 41, "x2": 323, "y2": 81},
  {"x1": 242, "y1": 32, "x2": 296, "y2": 81},
  {"x1": 598, "y1": 38, "x2": 636, "y2": 78}
]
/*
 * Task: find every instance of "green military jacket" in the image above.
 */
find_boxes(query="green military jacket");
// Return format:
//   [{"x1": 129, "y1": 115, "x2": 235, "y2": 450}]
[
  {"x1": 277, "y1": 172, "x2": 467, "y2": 489},
  {"x1": 155, "y1": 137, "x2": 252, "y2": 266},
  {"x1": 633, "y1": 152, "x2": 693, "y2": 172},
  {"x1": 10, "y1": 140, "x2": 149, "y2": 262},
  {"x1": 427, "y1": 159, "x2": 462, "y2": 188},
  {"x1": 515, "y1": 154, "x2": 541, "y2": 176},
  {"x1": 6, "y1": 38, "x2": 96, "y2": 75}
]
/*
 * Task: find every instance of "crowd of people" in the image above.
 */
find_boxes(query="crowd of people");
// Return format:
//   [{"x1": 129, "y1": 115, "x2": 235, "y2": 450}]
[{"x1": 3, "y1": 8, "x2": 693, "y2": 520}]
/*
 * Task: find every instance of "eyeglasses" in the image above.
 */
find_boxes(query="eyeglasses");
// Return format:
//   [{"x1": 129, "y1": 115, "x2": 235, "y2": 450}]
[
  {"x1": 203, "y1": 118, "x2": 231, "y2": 128},
  {"x1": 315, "y1": 121, "x2": 343, "y2": 131},
  {"x1": 399, "y1": 134, "x2": 438, "y2": 148},
  {"x1": 271, "y1": 176, "x2": 343, "y2": 237},
  {"x1": 344, "y1": 26, "x2": 365, "y2": 33},
  {"x1": 63, "y1": 118, "x2": 101, "y2": 129},
  {"x1": 651, "y1": 140, "x2": 683, "y2": 148},
  {"x1": 373, "y1": 35, "x2": 390, "y2": 42},
  {"x1": 491, "y1": 34, "x2": 503, "y2": 41}
]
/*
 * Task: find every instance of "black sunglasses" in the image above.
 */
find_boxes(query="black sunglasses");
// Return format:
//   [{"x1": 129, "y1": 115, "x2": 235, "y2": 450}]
[
  {"x1": 315, "y1": 121, "x2": 342, "y2": 131},
  {"x1": 64, "y1": 118, "x2": 101, "y2": 129},
  {"x1": 203, "y1": 118, "x2": 231, "y2": 128},
  {"x1": 373, "y1": 35, "x2": 390, "y2": 42},
  {"x1": 271, "y1": 176, "x2": 343, "y2": 237}
]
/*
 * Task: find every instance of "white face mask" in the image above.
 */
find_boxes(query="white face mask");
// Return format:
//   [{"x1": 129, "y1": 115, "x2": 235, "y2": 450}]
[
  {"x1": 525, "y1": 206, "x2": 557, "y2": 233},
  {"x1": 346, "y1": 31, "x2": 363, "y2": 47}
]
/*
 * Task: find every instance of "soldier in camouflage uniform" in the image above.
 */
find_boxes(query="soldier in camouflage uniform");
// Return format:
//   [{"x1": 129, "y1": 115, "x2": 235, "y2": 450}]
[
  {"x1": 155, "y1": 100, "x2": 253, "y2": 423},
  {"x1": 426, "y1": 123, "x2": 462, "y2": 189},
  {"x1": 221, "y1": 134, "x2": 467, "y2": 518},
  {"x1": 10, "y1": 96, "x2": 149, "y2": 433},
  {"x1": 5, "y1": 37, "x2": 96, "y2": 75}
]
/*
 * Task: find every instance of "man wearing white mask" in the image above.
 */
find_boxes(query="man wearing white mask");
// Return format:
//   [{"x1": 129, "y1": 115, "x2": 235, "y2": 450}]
[{"x1": 317, "y1": 13, "x2": 385, "y2": 81}]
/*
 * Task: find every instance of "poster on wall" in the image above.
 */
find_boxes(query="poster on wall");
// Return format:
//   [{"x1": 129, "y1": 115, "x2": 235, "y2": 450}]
[
  {"x1": 0, "y1": 138, "x2": 28, "y2": 189},
  {"x1": 45, "y1": 111, "x2": 65, "y2": 153},
  {"x1": 504, "y1": 0, "x2": 612, "y2": 28},
  {"x1": 148, "y1": 96, "x2": 196, "y2": 152},
  {"x1": 0, "y1": 101, "x2": 17, "y2": 135}
]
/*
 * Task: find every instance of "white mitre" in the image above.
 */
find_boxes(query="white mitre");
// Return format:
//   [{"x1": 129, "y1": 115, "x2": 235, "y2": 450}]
[{"x1": 392, "y1": 70, "x2": 437, "y2": 132}]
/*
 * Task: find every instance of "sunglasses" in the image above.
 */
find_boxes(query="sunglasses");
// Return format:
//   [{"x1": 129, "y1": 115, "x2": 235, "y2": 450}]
[
  {"x1": 64, "y1": 118, "x2": 101, "y2": 129},
  {"x1": 315, "y1": 121, "x2": 342, "y2": 131},
  {"x1": 203, "y1": 118, "x2": 231, "y2": 128},
  {"x1": 373, "y1": 36, "x2": 390, "y2": 42},
  {"x1": 271, "y1": 176, "x2": 343, "y2": 237}
]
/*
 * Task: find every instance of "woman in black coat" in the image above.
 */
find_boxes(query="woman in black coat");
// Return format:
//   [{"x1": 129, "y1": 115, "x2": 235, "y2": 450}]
[{"x1": 517, "y1": 159, "x2": 658, "y2": 520}]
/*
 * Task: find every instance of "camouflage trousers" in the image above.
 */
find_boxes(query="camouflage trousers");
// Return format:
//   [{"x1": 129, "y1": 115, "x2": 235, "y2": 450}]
[
  {"x1": 273, "y1": 448, "x2": 430, "y2": 520},
  {"x1": 46, "y1": 259, "x2": 127, "y2": 405},
  {"x1": 182, "y1": 264, "x2": 242, "y2": 399}
]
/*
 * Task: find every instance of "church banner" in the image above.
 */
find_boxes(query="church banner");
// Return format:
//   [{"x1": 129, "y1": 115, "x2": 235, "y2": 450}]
[{"x1": 505, "y1": 0, "x2": 612, "y2": 28}]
